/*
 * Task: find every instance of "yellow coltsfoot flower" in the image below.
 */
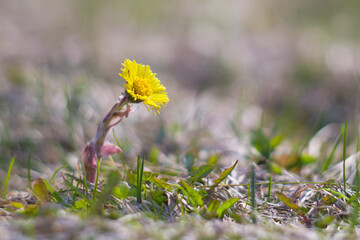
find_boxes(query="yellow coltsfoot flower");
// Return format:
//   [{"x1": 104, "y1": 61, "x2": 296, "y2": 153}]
[
  {"x1": 83, "y1": 59, "x2": 169, "y2": 183},
  {"x1": 119, "y1": 59, "x2": 169, "y2": 114}
]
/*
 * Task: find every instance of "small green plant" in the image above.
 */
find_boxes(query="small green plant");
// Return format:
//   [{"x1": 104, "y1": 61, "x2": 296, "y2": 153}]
[
  {"x1": 4, "y1": 157, "x2": 15, "y2": 199},
  {"x1": 250, "y1": 127, "x2": 283, "y2": 173}
]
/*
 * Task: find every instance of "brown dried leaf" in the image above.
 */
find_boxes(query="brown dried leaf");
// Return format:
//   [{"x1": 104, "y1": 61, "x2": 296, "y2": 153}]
[
  {"x1": 31, "y1": 178, "x2": 51, "y2": 203},
  {"x1": 275, "y1": 191, "x2": 311, "y2": 227}
]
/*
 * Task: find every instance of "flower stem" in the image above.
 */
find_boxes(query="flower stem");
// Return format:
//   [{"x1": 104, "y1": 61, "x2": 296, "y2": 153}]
[{"x1": 83, "y1": 94, "x2": 131, "y2": 184}]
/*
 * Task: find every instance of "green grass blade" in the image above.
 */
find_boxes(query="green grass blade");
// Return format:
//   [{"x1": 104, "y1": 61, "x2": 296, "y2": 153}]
[
  {"x1": 352, "y1": 133, "x2": 360, "y2": 228},
  {"x1": 136, "y1": 155, "x2": 141, "y2": 203},
  {"x1": 64, "y1": 86, "x2": 76, "y2": 150},
  {"x1": 320, "y1": 133, "x2": 342, "y2": 173},
  {"x1": 267, "y1": 172, "x2": 273, "y2": 202},
  {"x1": 63, "y1": 177, "x2": 87, "y2": 200},
  {"x1": 250, "y1": 164, "x2": 256, "y2": 223},
  {"x1": 42, "y1": 178, "x2": 69, "y2": 206},
  {"x1": 68, "y1": 170, "x2": 76, "y2": 201},
  {"x1": 342, "y1": 122, "x2": 348, "y2": 191},
  {"x1": 244, "y1": 178, "x2": 250, "y2": 210},
  {"x1": 27, "y1": 154, "x2": 31, "y2": 190},
  {"x1": 137, "y1": 155, "x2": 145, "y2": 203},
  {"x1": 113, "y1": 129, "x2": 127, "y2": 180},
  {"x1": 322, "y1": 188, "x2": 349, "y2": 201},
  {"x1": 93, "y1": 157, "x2": 100, "y2": 201},
  {"x1": 4, "y1": 157, "x2": 15, "y2": 199},
  {"x1": 112, "y1": 128, "x2": 121, "y2": 148},
  {"x1": 99, "y1": 170, "x2": 121, "y2": 202},
  {"x1": 212, "y1": 160, "x2": 238, "y2": 187},
  {"x1": 81, "y1": 163, "x2": 89, "y2": 196},
  {"x1": 92, "y1": 170, "x2": 121, "y2": 214},
  {"x1": 73, "y1": 176, "x2": 81, "y2": 201},
  {"x1": 49, "y1": 165, "x2": 68, "y2": 184}
]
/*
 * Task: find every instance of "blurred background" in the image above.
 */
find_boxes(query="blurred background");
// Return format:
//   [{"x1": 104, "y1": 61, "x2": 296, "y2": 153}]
[{"x1": 0, "y1": 0, "x2": 359, "y2": 186}]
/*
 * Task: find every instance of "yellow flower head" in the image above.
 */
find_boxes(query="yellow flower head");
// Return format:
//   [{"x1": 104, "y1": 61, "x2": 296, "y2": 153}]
[{"x1": 119, "y1": 59, "x2": 169, "y2": 114}]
